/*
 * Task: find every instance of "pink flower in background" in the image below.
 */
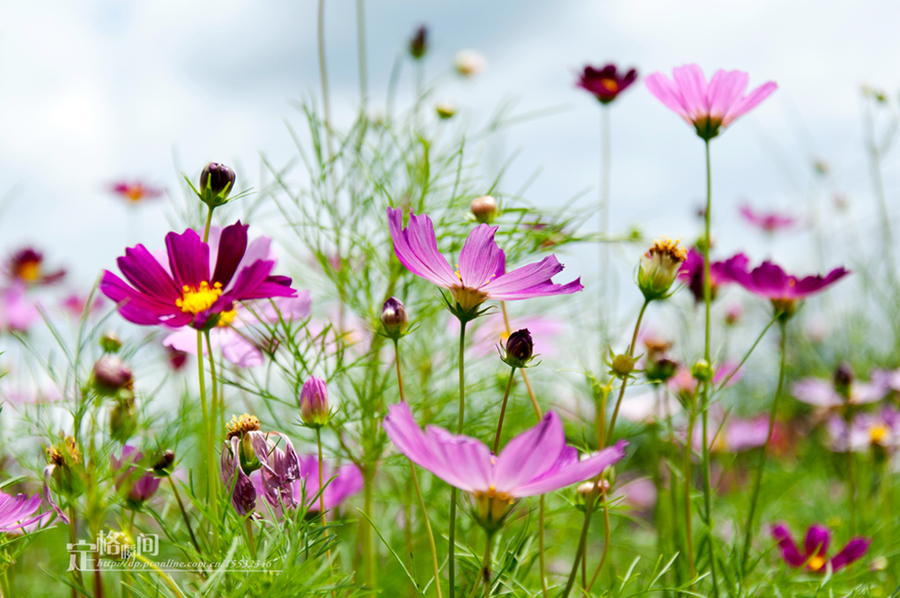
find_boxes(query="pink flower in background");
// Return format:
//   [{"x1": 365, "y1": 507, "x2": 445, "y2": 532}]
[
  {"x1": 109, "y1": 181, "x2": 163, "y2": 204},
  {"x1": 457, "y1": 313, "x2": 563, "y2": 358},
  {"x1": 738, "y1": 203, "x2": 797, "y2": 233},
  {"x1": 677, "y1": 249, "x2": 746, "y2": 303},
  {"x1": 668, "y1": 361, "x2": 742, "y2": 397},
  {"x1": 101, "y1": 221, "x2": 296, "y2": 330},
  {"x1": 387, "y1": 207, "x2": 582, "y2": 314},
  {"x1": 60, "y1": 293, "x2": 105, "y2": 318},
  {"x1": 694, "y1": 412, "x2": 771, "y2": 453},
  {"x1": 771, "y1": 523, "x2": 870, "y2": 572},
  {"x1": 725, "y1": 260, "x2": 849, "y2": 304},
  {"x1": 6, "y1": 248, "x2": 65, "y2": 286},
  {"x1": 645, "y1": 64, "x2": 777, "y2": 140},
  {"x1": 110, "y1": 446, "x2": 162, "y2": 507},
  {"x1": 0, "y1": 285, "x2": 40, "y2": 332},
  {"x1": 292, "y1": 456, "x2": 363, "y2": 512},
  {"x1": 826, "y1": 406, "x2": 900, "y2": 452},
  {"x1": 164, "y1": 293, "x2": 311, "y2": 368},
  {"x1": 791, "y1": 370, "x2": 886, "y2": 408},
  {"x1": 0, "y1": 490, "x2": 51, "y2": 532},
  {"x1": 576, "y1": 64, "x2": 638, "y2": 104}
]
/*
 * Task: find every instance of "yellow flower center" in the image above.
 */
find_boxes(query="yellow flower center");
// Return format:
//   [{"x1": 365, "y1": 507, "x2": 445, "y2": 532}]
[
  {"x1": 126, "y1": 187, "x2": 145, "y2": 202},
  {"x1": 600, "y1": 78, "x2": 618, "y2": 93},
  {"x1": 870, "y1": 424, "x2": 889, "y2": 445},
  {"x1": 807, "y1": 555, "x2": 826, "y2": 571},
  {"x1": 176, "y1": 281, "x2": 223, "y2": 314},
  {"x1": 473, "y1": 486, "x2": 515, "y2": 526},
  {"x1": 226, "y1": 413, "x2": 260, "y2": 439},
  {"x1": 217, "y1": 309, "x2": 237, "y2": 327},
  {"x1": 17, "y1": 260, "x2": 41, "y2": 281}
]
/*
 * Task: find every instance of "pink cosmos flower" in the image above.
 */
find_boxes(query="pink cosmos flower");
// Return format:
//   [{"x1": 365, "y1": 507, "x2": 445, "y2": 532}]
[
  {"x1": 826, "y1": 406, "x2": 900, "y2": 452},
  {"x1": 738, "y1": 203, "x2": 797, "y2": 233},
  {"x1": 221, "y1": 425, "x2": 301, "y2": 517},
  {"x1": 383, "y1": 402, "x2": 626, "y2": 527},
  {"x1": 60, "y1": 293, "x2": 105, "y2": 318},
  {"x1": 387, "y1": 208, "x2": 582, "y2": 315},
  {"x1": 576, "y1": 64, "x2": 637, "y2": 104},
  {"x1": 6, "y1": 248, "x2": 65, "y2": 286},
  {"x1": 0, "y1": 285, "x2": 40, "y2": 332},
  {"x1": 771, "y1": 523, "x2": 870, "y2": 573},
  {"x1": 677, "y1": 249, "x2": 746, "y2": 303},
  {"x1": 292, "y1": 456, "x2": 363, "y2": 512},
  {"x1": 110, "y1": 446, "x2": 162, "y2": 507},
  {"x1": 724, "y1": 259, "x2": 849, "y2": 315},
  {"x1": 645, "y1": 64, "x2": 777, "y2": 140},
  {"x1": 694, "y1": 412, "x2": 771, "y2": 453},
  {"x1": 101, "y1": 221, "x2": 296, "y2": 330},
  {"x1": 109, "y1": 181, "x2": 163, "y2": 204},
  {"x1": 791, "y1": 372, "x2": 886, "y2": 409},
  {"x1": 453, "y1": 313, "x2": 563, "y2": 358},
  {"x1": 164, "y1": 293, "x2": 311, "y2": 368},
  {"x1": 0, "y1": 490, "x2": 52, "y2": 532}
]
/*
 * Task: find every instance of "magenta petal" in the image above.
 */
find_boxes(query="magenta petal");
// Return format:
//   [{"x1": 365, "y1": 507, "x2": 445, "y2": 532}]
[
  {"x1": 830, "y1": 537, "x2": 871, "y2": 570},
  {"x1": 322, "y1": 464, "x2": 364, "y2": 511},
  {"x1": 116, "y1": 244, "x2": 182, "y2": 303},
  {"x1": 493, "y1": 412, "x2": 566, "y2": 494},
  {"x1": 387, "y1": 208, "x2": 458, "y2": 288},
  {"x1": 383, "y1": 403, "x2": 469, "y2": 488},
  {"x1": 221, "y1": 438, "x2": 257, "y2": 516},
  {"x1": 707, "y1": 70, "x2": 748, "y2": 118},
  {"x1": 165, "y1": 229, "x2": 210, "y2": 290},
  {"x1": 804, "y1": 524, "x2": 831, "y2": 557},
  {"x1": 791, "y1": 267, "x2": 850, "y2": 298},
  {"x1": 481, "y1": 255, "x2": 564, "y2": 295},
  {"x1": 791, "y1": 378, "x2": 842, "y2": 408},
  {"x1": 212, "y1": 221, "x2": 249, "y2": 288},
  {"x1": 101, "y1": 271, "x2": 187, "y2": 326},
  {"x1": 672, "y1": 64, "x2": 708, "y2": 118},
  {"x1": 723, "y1": 81, "x2": 778, "y2": 126},
  {"x1": 42, "y1": 465, "x2": 69, "y2": 524},
  {"x1": 425, "y1": 426, "x2": 493, "y2": 492},
  {"x1": 771, "y1": 523, "x2": 805, "y2": 567},
  {"x1": 645, "y1": 72, "x2": 691, "y2": 120},
  {"x1": 512, "y1": 439, "x2": 627, "y2": 497},
  {"x1": 227, "y1": 260, "x2": 295, "y2": 301},
  {"x1": 458, "y1": 224, "x2": 503, "y2": 288}
]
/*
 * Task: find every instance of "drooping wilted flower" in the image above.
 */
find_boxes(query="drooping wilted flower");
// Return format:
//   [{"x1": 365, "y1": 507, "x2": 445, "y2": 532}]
[
  {"x1": 381, "y1": 297, "x2": 409, "y2": 338},
  {"x1": 576, "y1": 64, "x2": 637, "y2": 104},
  {"x1": 111, "y1": 446, "x2": 162, "y2": 509},
  {"x1": 6, "y1": 248, "x2": 65, "y2": 286},
  {"x1": 771, "y1": 523, "x2": 870, "y2": 573},
  {"x1": 724, "y1": 259, "x2": 850, "y2": 318},
  {"x1": 109, "y1": 181, "x2": 163, "y2": 204},
  {"x1": 387, "y1": 208, "x2": 582, "y2": 317},
  {"x1": 638, "y1": 237, "x2": 688, "y2": 300},
  {"x1": 101, "y1": 221, "x2": 296, "y2": 331},
  {"x1": 645, "y1": 64, "x2": 777, "y2": 140},
  {"x1": 300, "y1": 377, "x2": 329, "y2": 427},
  {"x1": 383, "y1": 402, "x2": 627, "y2": 530}
]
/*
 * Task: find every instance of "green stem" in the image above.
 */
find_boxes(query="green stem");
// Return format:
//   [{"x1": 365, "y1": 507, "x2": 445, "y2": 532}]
[
  {"x1": 316, "y1": 428, "x2": 328, "y2": 525},
  {"x1": 245, "y1": 519, "x2": 257, "y2": 559},
  {"x1": 606, "y1": 299, "x2": 649, "y2": 442},
  {"x1": 168, "y1": 477, "x2": 201, "y2": 555},
  {"x1": 449, "y1": 319, "x2": 468, "y2": 598},
  {"x1": 482, "y1": 532, "x2": 494, "y2": 598},
  {"x1": 741, "y1": 318, "x2": 788, "y2": 573},
  {"x1": 0, "y1": 568, "x2": 11, "y2": 598},
  {"x1": 700, "y1": 137, "x2": 720, "y2": 596},
  {"x1": 202, "y1": 207, "x2": 214, "y2": 244},
  {"x1": 356, "y1": 0, "x2": 367, "y2": 106},
  {"x1": 492, "y1": 367, "x2": 516, "y2": 454},
  {"x1": 538, "y1": 496, "x2": 548, "y2": 598},
  {"x1": 712, "y1": 317, "x2": 778, "y2": 396},
  {"x1": 684, "y1": 412, "x2": 696, "y2": 581},
  {"x1": 205, "y1": 331, "x2": 220, "y2": 536},
  {"x1": 69, "y1": 506, "x2": 83, "y2": 597},
  {"x1": 560, "y1": 484, "x2": 596, "y2": 598},
  {"x1": 362, "y1": 464, "x2": 376, "y2": 587},
  {"x1": 317, "y1": 0, "x2": 334, "y2": 163},
  {"x1": 599, "y1": 104, "x2": 612, "y2": 356}
]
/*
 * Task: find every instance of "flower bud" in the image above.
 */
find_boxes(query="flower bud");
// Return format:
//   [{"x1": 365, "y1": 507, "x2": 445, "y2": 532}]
[
  {"x1": 110, "y1": 397, "x2": 137, "y2": 442},
  {"x1": 472, "y1": 489, "x2": 514, "y2": 533},
  {"x1": 691, "y1": 359, "x2": 713, "y2": 383},
  {"x1": 200, "y1": 162, "x2": 236, "y2": 198},
  {"x1": 834, "y1": 363, "x2": 854, "y2": 399},
  {"x1": 638, "y1": 237, "x2": 687, "y2": 301},
  {"x1": 300, "y1": 377, "x2": 329, "y2": 427},
  {"x1": 646, "y1": 356, "x2": 678, "y2": 384},
  {"x1": 470, "y1": 195, "x2": 499, "y2": 224},
  {"x1": 93, "y1": 356, "x2": 134, "y2": 398},
  {"x1": 611, "y1": 353, "x2": 635, "y2": 379},
  {"x1": 502, "y1": 329, "x2": 534, "y2": 369},
  {"x1": 226, "y1": 414, "x2": 262, "y2": 473},
  {"x1": 100, "y1": 331, "x2": 122, "y2": 353},
  {"x1": 409, "y1": 26, "x2": 428, "y2": 59},
  {"x1": 436, "y1": 103, "x2": 456, "y2": 119},
  {"x1": 381, "y1": 297, "x2": 409, "y2": 338},
  {"x1": 574, "y1": 479, "x2": 610, "y2": 510},
  {"x1": 725, "y1": 303, "x2": 743, "y2": 325},
  {"x1": 152, "y1": 450, "x2": 176, "y2": 477}
]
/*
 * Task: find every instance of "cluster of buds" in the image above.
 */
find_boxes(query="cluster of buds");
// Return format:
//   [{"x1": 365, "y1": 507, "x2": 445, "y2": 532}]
[
  {"x1": 470, "y1": 195, "x2": 499, "y2": 224},
  {"x1": 637, "y1": 237, "x2": 687, "y2": 301},
  {"x1": 500, "y1": 329, "x2": 535, "y2": 369},
  {"x1": 300, "y1": 377, "x2": 330, "y2": 427}
]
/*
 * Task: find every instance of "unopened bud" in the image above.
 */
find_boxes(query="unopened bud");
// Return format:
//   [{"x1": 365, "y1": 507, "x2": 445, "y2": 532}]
[
  {"x1": 436, "y1": 103, "x2": 456, "y2": 119},
  {"x1": 574, "y1": 479, "x2": 611, "y2": 510},
  {"x1": 93, "y1": 356, "x2": 134, "y2": 398},
  {"x1": 611, "y1": 354, "x2": 635, "y2": 379},
  {"x1": 691, "y1": 359, "x2": 713, "y2": 383},
  {"x1": 834, "y1": 363, "x2": 854, "y2": 399},
  {"x1": 470, "y1": 195, "x2": 499, "y2": 224},
  {"x1": 152, "y1": 450, "x2": 176, "y2": 477},
  {"x1": 454, "y1": 50, "x2": 486, "y2": 77},
  {"x1": 100, "y1": 331, "x2": 122, "y2": 353},
  {"x1": 300, "y1": 377, "x2": 329, "y2": 427},
  {"x1": 110, "y1": 397, "x2": 137, "y2": 442},
  {"x1": 200, "y1": 162, "x2": 235, "y2": 198},
  {"x1": 502, "y1": 329, "x2": 534, "y2": 369},
  {"x1": 409, "y1": 26, "x2": 428, "y2": 59},
  {"x1": 381, "y1": 297, "x2": 409, "y2": 338},
  {"x1": 725, "y1": 303, "x2": 743, "y2": 325},
  {"x1": 646, "y1": 357, "x2": 678, "y2": 384},
  {"x1": 637, "y1": 238, "x2": 687, "y2": 301}
]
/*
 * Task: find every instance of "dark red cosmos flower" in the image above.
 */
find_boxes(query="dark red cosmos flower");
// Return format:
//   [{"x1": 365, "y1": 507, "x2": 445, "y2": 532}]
[
  {"x1": 110, "y1": 181, "x2": 163, "y2": 204},
  {"x1": 677, "y1": 248, "x2": 746, "y2": 303},
  {"x1": 577, "y1": 64, "x2": 638, "y2": 104},
  {"x1": 772, "y1": 523, "x2": 870, "y2": 573},
  {"x1": 100, "y1": 221, "x2": 296, "y2": 330},
  {"x1": 6, "y1": 248, "x2": 65, "y2": 285}
]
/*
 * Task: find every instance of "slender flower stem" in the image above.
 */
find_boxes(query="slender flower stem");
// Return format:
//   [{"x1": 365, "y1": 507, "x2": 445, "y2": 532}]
[
  {"x1": 356, "y1": 0, "x2": 367, "y2": 107},
  {"x1": 197, "y1": 331, "x2": 217, "y2": 550},
  {"x1": 684, "y1": 412, "x2": 696, "y2": 581},
  {"x1": 699, "y1": 137, "x2": 719, "y2": 596},
  {"x1": 712, "y1": 317, "x2": 778, "y2": 396},
  {"x1": 538, "y1": 496, "x2": 548, "y2": 598},
  {"x1": 599, "y1": 104, "x2": 612, "y2": 358},
  {"x1": 202, "y1": 208, "x2": 214, "y2": 244},
  {"x1": 482, "y1": 532, "x2": 495, "y2": 598},
  {"x1": 69, "y1": 506, "x2": 83, "y2": 597},
  {"x1": 316, "y1": 428, "x2": 328, "y2": 528},
  {"x1": 586, "y1": 483, "x2": 612, "y2": 592},
  {"x1": 205, "y1": 331, "x2": 220, "y2": 531},
  {"x1": 864, "y1": 99, "x2": 897, "y2": 278},
  {"x1": 492, "y1": 367, "x2": 516, "y2": 454},
  {"x1": 0, "y1": 568, "x2": 11, "y2": 598},
  {"x1": 606, "y1": 299, "x2": 650, "y2": 441},
  {"x1": 168, "y1": 477, "x2": 201, "y2": 555},
  {"x1": 741, "y1": 318, "x2": 788, "y2": 573},
  {"x1": 245, "y1": 519, "x2": 257, "y2": 558},
  {"x1": 449, "y1": 319, "x2": 468, "y2": 598},
  {"x1": 500, "y1": 303, "x2": 541, "y2": 418},
  {"x1": 560, "y1": 485, "x2": 596, "y2": 598},
  {"x1": 317, "y1": 0, "x2": 334, "y2": 163}
]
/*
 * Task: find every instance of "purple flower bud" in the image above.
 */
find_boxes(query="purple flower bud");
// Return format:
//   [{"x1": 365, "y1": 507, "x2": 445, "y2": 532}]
[
  {"x1": 502, "y1": 329, "x2": 534, "y2": 368},
  {"x1": 409, "y1": 26, "x2": 428, "y2": 59},
  {"x1": 111, "y1": 446, "x2": 161, "y2": 508},
  {"x1": 93, "y1": 356, "x2": 133, "y2": 397},
  {"x1": 834, "y1": 363, "x2": 854, "y2": 398},
  {"x1": 300, "y1": 377, "x2": 329, "y2": 427},
  {"x1": 470, "y1": 195, "x2": 498, "y2": 224},
  {"x1": 381, "y1": 297, "x2": 408, "y2": 337},
  {"x1": 152, "y1": 450, "x2": 176, "y2": 477},
  {"x1": 200, "y1": 162, "x2": 235, "y2": 199}
]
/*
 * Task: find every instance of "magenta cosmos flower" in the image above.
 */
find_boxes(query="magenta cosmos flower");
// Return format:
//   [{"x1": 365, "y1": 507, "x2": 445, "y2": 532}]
[
  {"x1": 6, "y1": 248, "x2": 65, "y2": 286},
  {"x1": 387, "y1": 208, "x2": 582, "y2": 317},
  {"x1": 101, "y1": 221, "x2": 296, "y2": 330},
  {"x1": 739, "y1": 203, "x2": 798, "y2": 233},
  {"x1": 383, "y1": 402, "x2": 626, "y2": 529},
  {"x1": 0, "y1": 490, "x2": 52, "y2": 532},
  {"x1": 292, "y1": 456, "x2": 363, "y2": 513},
  {"x1": 772, "y1": 523, "x2": 870, "y2": 573},
  {"x1": 110, "y1": 446, "x2": 162, "y2": 508},
  {"x1": 725, "y1": 259, "x2": 849, "y2": 316},
  {"x1": 576, "y1": 64, "x2": 637, "y2": 104},
  {"x1": 110, "y1": 181, "x2": 163, "y2": 204},
  {"x1": 645, "y1": 64, "x2": 777, "y2": 140},
  {"x1": 678, "y1": 248, "x2": 746, "y2": 303},
  {"x1": 826, "y1": 406, "x2": 900, "y2": 452}
]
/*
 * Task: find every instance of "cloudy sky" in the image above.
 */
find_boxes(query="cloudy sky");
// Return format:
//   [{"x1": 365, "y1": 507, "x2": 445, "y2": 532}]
[{"x1": 0, "y1": 0, "x2": 897, "y2": 296}]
